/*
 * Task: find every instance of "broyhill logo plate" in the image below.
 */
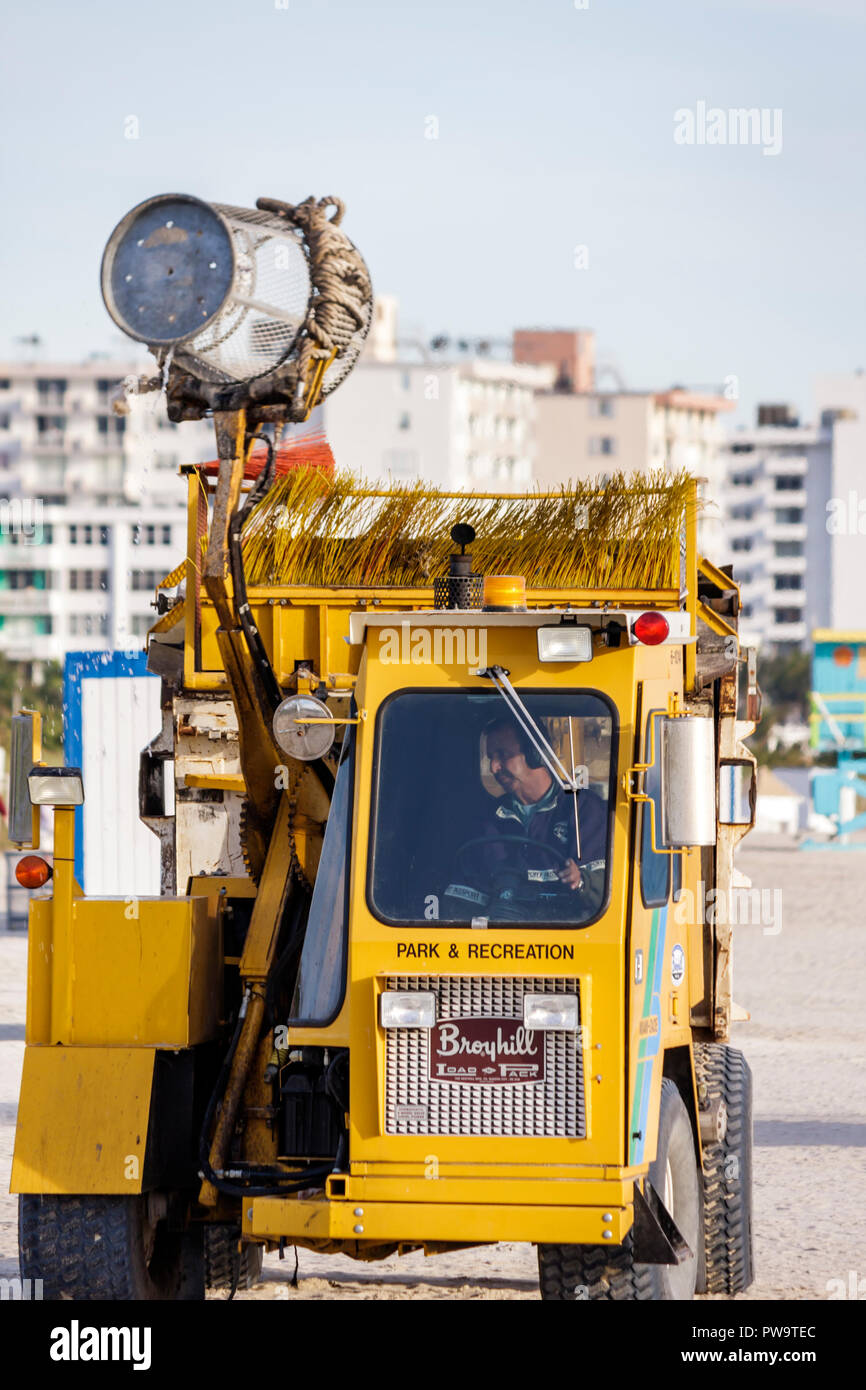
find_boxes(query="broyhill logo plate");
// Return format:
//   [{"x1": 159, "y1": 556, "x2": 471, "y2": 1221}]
[{"x1": 430, "y1": 1017, "x2": 543, "y2": 1084}]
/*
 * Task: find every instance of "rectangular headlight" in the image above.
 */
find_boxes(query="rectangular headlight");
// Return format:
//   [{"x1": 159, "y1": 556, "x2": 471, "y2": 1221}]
[
  {"x1": 537, "y1": 626, "x2": 593, "y2": 663},
  {"x1": 380, "y1": 991, "x2": 436, "y2": 1029},
  {"x1": 523, "y1": 994, "x2": 579, "y2": 1031},
  {"x1": 27, "y1": 767, "x2": 84, "y2": 807}
]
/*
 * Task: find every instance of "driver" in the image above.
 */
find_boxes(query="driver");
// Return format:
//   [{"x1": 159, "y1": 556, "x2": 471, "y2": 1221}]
[{"x1": 452, "y1": 716, "x2": 607, "y2": 920}]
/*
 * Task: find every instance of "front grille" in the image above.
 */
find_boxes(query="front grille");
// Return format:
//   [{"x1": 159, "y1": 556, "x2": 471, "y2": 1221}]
[{"x1": 384, "y1": 975, "x2": 585, "y2": 1137}]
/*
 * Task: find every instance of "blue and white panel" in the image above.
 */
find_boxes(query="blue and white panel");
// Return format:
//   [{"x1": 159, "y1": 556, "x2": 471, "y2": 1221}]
[{"x1": 63, "y1": 651, "x2": 161, "y2": 896}]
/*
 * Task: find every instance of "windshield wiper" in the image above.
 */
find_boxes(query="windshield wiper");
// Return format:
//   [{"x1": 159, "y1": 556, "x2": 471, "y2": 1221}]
[
  {"x1": 476, "y1": 665, "x2": 579, "y2": 788},
  {"x1": 476, "y1": 665, "x2": 584, "y2": 856}
]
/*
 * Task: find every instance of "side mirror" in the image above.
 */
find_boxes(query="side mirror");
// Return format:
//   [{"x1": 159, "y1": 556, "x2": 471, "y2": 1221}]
[
  {"x1": 660, "y1": 715, "x2": 716, "y2": 847},
  {"x1": 9, "y1": 712, "x2": 41, "y2": 848}
]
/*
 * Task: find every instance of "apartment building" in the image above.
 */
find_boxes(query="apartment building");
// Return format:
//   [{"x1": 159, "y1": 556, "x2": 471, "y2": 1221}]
[
  {"x1": 321, "y1": 357, "x2": 551, "y2": 491},
  {"x1": 718, "y1": 409, "x2": 832, "y2": 650},
  {"x1": 0, "y1": 361, "x2": 214, "y2": 663}
]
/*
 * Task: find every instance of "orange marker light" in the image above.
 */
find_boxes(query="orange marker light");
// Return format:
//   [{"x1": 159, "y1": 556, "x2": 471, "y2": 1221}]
[
  {"x1": 15, "y1": 856, "x2": 52, "y2": 889},
  {"x1": 483, "y1": 575, "x2": 527, "y2": 611}
]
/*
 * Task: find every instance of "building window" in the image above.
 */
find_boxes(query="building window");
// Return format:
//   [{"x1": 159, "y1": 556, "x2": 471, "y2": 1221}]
[
  {"x1": 773, "y1": 608, "x2": 801, "y2": 626},
  {"x1": 131, "y1": 614, "x2": 152, "y2": 636},
  {"x1": 591, "y1": 397, "x2": 616, "y2": 418},
  {"x1": 589, "y1": 436, "x2": 617, "y2": 456},
  {"x1": 382, "y1": 450, "x2": 419, "y2": 479},
  {"x1": 130, "y1": 524, "x2": 157, "y2": 546},
  {"x1": 36, "y1": 378, "x2": 67, "y2": 404},
  {"x1": 69, "y1": 569, "x2": 109, "y2": 591},
  {"x1": 36, "y1": 415, "x2": 65, "y2": 439},
  {"x1": 774, "y1": 508, "x2": 803, "y2": 525},
  {"x1": 774, "y1": 476, "x2": 801, "y2": 491},
  {"x1": 774, "y1": 540, "x2": 803, "y2": 557},
  {"x1": 97, "y1": 414, "x2": 125, "y2": 436},
  {"x1": 730, "y1": 472, "x2": 754, "y2": 487},
  {"x1": 774, "y1": 574, "x2": 803, "y2": 590},
  {"x1": 731, "y1": 537, "x2": 753, "y2": 552},
  {"x1": 2, "y1": 570, "x2": 47, "y2": 590},
  {"x1": 131, "y1": 569, "x2": 160, "y2": 591},
  {"x1": 161, "y1": 525, "x2": 171, "y2": 545},
  {"x1": 397, "y1": 413, "x2": 411, "y2": 431}
]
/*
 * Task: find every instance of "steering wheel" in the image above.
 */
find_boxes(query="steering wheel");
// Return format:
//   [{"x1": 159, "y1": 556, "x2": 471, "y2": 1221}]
[{"x1": 454, "y1": 834, "x2": 570, "y2": 876}]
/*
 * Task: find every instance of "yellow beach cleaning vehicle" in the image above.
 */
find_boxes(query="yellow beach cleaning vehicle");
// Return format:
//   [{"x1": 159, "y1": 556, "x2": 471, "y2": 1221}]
[{"x1": 11, "y1": 191, "x2": 758, "y2": 1300}]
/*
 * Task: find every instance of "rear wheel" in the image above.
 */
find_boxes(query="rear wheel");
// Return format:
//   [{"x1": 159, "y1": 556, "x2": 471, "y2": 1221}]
[
  {"x1": 19, "y1": 1193, "x2": 204, "y2": 1301},
  {"x1": 204, "y1": 1225, "x2": 264, "y2": 1293},
  {"x1": 694, "y1": 1043, "x2": 754, "y2": 1294},
  {"x1": 538, "y1": 1079, "x2": 700, "y2": 1300}
]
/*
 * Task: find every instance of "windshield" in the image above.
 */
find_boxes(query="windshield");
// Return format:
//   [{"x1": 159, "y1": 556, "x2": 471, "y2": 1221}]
[{"x1": 369, "y1": 691, "x2": 616, "y2": 927}]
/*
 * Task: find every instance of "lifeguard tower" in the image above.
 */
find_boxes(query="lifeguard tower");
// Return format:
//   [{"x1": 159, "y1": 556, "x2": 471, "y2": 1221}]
[{"x1": 804, "y1": 630, "x2": 866, "y2": 847}]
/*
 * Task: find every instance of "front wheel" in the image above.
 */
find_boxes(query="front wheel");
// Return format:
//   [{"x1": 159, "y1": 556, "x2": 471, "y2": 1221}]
[
  {"x1": 538, "y1": 1079, "x2": 700, "y2": 1300},
  {"x1": 204, "y1": 1225, "x2": 264, "y2": 1293},
  {"x1": 19, "y1": 1193, "x2": 204, "y2": 1301}
]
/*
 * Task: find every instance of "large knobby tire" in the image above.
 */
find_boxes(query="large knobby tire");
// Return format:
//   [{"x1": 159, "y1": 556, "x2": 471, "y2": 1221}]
[
  {"x1": 19, "y1": 1194, "x2": 204, "y2": 1301},
  {"x1": 204, "y1": 1226, "x2": 264, "y2": 1293},
  {"x1": 694, "y1": 1043, "x2": 754, "y2": 1294},
  {"x1": 538, "y1": 1080, "x2": 700, "y2": 1300}
]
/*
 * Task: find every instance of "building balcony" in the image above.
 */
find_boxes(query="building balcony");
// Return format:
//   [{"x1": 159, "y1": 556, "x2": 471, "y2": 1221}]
[
  {"x1": 0, "y1": 589, "x2": 56, "y2": 614},
  {"x1": 767, "y1": 556, "x2": 807, "y2": 576},
  {"x1": 766, "y1": 455, "x2": 807, "y2": 477},
  {"x1": 769, "y1": 489, "x2": 807, "y2": 507},
  {"x1": 770, "y1": 587, "x2": 806, "y2": 606},
  {"x1": 768, "y1": 622, "x2": 808, "y2": 644},
  {"x1": 0, "y1": 632, "x2": 66, "y2": 663},
  {"x1": 767, "y1": 523, "x2": 807, "y2": 542}
]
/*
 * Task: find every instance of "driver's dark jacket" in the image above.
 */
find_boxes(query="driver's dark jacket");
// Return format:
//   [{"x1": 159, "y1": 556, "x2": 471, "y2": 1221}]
[{"x1": 456, "y1": 780, "x2": 608, "y2": 918}]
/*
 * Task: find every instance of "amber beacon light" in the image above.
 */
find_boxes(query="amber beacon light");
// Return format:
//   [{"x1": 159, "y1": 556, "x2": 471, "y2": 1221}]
[{"x1": 15, "y1": 856, "x2": 52, "y2": 889}]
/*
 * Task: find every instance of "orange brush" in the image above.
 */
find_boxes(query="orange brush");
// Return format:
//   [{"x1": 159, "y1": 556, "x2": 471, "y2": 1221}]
[{"x1": 199, "y1": 430, "x2": 335, "y2": 480}]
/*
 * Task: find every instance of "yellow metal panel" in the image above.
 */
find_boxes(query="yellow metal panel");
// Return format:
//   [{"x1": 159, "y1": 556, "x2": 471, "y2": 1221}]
[
  {"x1": 185, "y1": 772, "x2": 246, "y2": 792},
  {"x1": 63, "y1": 896, "x2": 219, "y2": 1046},
  {"x1": 244, "y1": 1196, "x2": 631, "y2": 1246},
  {"x1": 11, "y1": 1047, "x2": 155, "y2": 1194},
  {"x1": 25, "y1": 897, "x2": 53, "y2": 1044},
  {"x1": 350, "y1": 1160, "x2": 608, "y2": 1179},
  {"x1": 325, "y1": 1175, "x2": 632, "y2": 1206}
]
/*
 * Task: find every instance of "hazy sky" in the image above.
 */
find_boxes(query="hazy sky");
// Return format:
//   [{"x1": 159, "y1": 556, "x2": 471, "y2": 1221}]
[{"x1": 2, "y1": 0, "x2": 863, "y2": 427}]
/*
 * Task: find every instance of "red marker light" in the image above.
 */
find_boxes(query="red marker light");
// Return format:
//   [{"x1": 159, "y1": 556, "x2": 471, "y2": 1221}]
[
  {"x1": 15, "y1": 856, "x2": 52, "y2": 889},
  {"x1": 633, "y1": 612, "x2": 670, "y2": 646}
]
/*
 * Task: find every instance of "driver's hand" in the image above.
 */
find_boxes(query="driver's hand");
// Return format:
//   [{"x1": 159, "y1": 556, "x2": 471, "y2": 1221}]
[{"x1": 558, "y1": 858, "x2": 583, "y2": 890}]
